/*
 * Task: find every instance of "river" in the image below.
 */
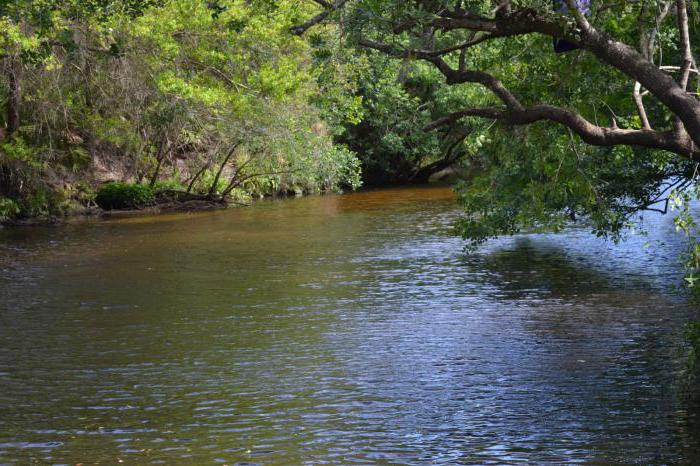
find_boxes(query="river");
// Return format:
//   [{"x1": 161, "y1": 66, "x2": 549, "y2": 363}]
[{"x1": 1, "y1": 186, "x2": 699, "y2": 464}]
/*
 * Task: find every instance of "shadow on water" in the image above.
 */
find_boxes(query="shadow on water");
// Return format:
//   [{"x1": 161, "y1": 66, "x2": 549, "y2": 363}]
[
  {"x1": 477, "y1": 237, "x2": 616, "y2": 297},
  {"x1": 1, "y1": 186, "x2": 700, "y2": 464}
]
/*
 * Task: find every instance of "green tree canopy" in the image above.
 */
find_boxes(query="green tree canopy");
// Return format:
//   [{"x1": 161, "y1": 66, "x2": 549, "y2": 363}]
[{"x1": 294, "y1": 0, "x2": 700, "y2": 242}]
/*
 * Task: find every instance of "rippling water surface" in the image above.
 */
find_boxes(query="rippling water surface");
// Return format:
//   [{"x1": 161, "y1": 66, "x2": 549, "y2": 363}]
[{"x1": 1, "y1": 186, "x2": 699, "y2": 465}]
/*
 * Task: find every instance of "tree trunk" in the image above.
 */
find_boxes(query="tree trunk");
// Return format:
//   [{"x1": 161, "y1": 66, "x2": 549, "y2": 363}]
[
  {"x1": 187, "y1": 161, "x2": 211, "y2": 193},
  {"x1": 149, "y1": 156, "x2": 165, "y2": 188},
  {"x1": 5, "y1": 58, "x2": 20, "y2": 136},
  {"x1": 149, "y1": 137, "x2": 171, "y2": 188},
  {"x1": 208, "y1": 143, "x2": 239, "y2": 197}
]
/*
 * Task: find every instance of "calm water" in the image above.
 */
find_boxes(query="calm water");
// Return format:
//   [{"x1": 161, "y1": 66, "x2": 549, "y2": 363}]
[{"x1": 1, "y1": 186, "x2": 699, "y2": 465}]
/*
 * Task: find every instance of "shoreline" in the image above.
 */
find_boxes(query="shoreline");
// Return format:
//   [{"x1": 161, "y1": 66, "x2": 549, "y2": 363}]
[
  {"x1": 0, "y1": 183, "x2": 453, "y2": 228},
  {"x1": 0, "y1": 198, "x2": 232, "y2": 228}
]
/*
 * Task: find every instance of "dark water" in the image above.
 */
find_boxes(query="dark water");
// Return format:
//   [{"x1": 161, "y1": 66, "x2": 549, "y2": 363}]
[{"x1": 1, "y1": 186, "x2": 699, "y2": 465}]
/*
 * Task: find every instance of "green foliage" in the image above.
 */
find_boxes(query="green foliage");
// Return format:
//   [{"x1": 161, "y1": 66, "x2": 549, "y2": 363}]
[
  {"x1": 455, "y1": 122, "x2": 695, "y2": 249},
  {"x1": 0, "y1": 197, "x2": 20, "y2": 220},
  {"x1": 94, "y1": 182, "x2": 155, "y2": 210},
  {"x1": 337, "y1": 57, "x2": 442, "y2": 184},
  {"x1": 666, "y1": 185, "x2": 700, "y2": 289},
  {"x1": 0, "y1": 0, "x2": 363, "y2": 220},
  {"x1": 0, "y1": 137, "x2": 61, "y2": 219},
  {"x1": 153, "y1": 179, "x2": 185, "y2": 192}
]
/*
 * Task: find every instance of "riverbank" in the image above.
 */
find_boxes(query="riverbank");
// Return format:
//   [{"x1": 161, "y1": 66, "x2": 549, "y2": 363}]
[
  {"x1": 1, "y1": 193, "x2": 252, "y2": 227},
  {"x1": 0, "y1": 174, "x2": 460, "y2": 228},
  {"x1": 0, "y1": 167, "x2": 349, "y2": 227},
  {"x1": 0, "y1": 195, "x2": 224, "y2": 227}
]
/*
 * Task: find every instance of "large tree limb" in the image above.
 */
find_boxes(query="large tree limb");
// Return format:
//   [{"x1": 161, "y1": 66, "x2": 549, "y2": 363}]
[
  {"x1": 295, "y1": 2, "x2": 700, "y2": 155},
  {"x1": 425, "y1": 105, "x2": 695, "y2": 157},
  {"x1": 420, "y1": 8, "x2": 700, "y2": 148}
]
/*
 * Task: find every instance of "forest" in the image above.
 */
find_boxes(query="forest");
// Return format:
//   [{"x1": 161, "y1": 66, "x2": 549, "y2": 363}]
[{"x1": 0, "y1": 0, "x2": 697, "y2": 228}]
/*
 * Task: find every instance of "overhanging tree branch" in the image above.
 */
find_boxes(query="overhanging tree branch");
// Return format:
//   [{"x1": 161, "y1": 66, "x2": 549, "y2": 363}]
[
  {"x1": 290, "y1": 0, "x2": 348, "y2": 36},
  {"x1": 423, "y1": 7, "x2": 700, "y2": 148},
  {"x1": 424, "y1": 104, "x2": 694, "y2": 157},
  {"x1": 294, "y1": 1, "x2": 700, "y2": 157}
]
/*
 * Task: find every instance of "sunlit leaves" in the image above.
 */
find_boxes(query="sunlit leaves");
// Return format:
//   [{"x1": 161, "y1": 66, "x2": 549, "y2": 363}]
[{"x1": 0, "y1": 0, "x2": 364, "y2": 220}]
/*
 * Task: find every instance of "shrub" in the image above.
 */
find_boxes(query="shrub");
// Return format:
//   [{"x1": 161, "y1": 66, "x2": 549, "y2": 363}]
[
  {"x1": 153, "y1": 179, "x2": 185, "y2": 192},
  {"x1": 95, "y1": 182, "x2": 155, "y2": 210},
  {"x1": 0, "y1": 197, "x2": 20, "y2": 221}
]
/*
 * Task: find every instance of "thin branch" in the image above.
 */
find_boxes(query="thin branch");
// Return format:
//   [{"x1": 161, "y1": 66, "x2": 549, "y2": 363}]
[
  {"x1": 674, "y1": 0, "x2": 694, "y2": 140},
  {"x1": 209, "y1": 142, "x2": 240, "y2": 197},
  {"x1": 185, "y1": 59, "x2": 255, "y2": 92},
  {"x1": 290, "y1": 0, "x2": 348, "y2": 35},
  {"x1": 633, "y1": 81, "x2": 652, "y2": 130},
  {"x1": 563, "y1": 0, "x2": 593, "y2": 33}
]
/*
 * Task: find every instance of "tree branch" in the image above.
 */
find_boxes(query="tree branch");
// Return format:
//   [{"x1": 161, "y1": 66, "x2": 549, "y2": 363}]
[
  {"x1": 297, "y1": 1, "x2": 700, "y2": 153},
  {"x1": 633, "y1": 81, "x2": 652, "y2": 130},
  {"x1": 209, "y1": 142, "x2": 240, "y2": 196},
  {"x1": 358, "y1": 39, "x2": 524, "y2": 111},
  {"x1": 290, "y1": 0, "x2": 348, "y2": 36},
  {"x1": 674, "y1": 0, "x2": 694, "y2": 140},
  {"x1": 425, "y1": 104, "x2": 696, "y2": 157},
  {"x1": 563, "y1": 0, "x2": 593, "y2": 33}
]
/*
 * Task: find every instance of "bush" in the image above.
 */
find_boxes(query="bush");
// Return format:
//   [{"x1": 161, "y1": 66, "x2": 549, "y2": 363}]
[
  {"x1": 153, "y1": 179, "x2": 185, "y2": 192},
  {"x1": 95, "y1": 182, "x2": 155, "y2": 210},
  {"x1": 0, "y1": 197, "x2": 20, "y2": 221}
]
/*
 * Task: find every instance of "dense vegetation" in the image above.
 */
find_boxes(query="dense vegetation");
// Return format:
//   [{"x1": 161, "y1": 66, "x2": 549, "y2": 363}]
[
  {"x1": 2, "y1": 0, "x2": 700, "y2": 281},
  {"x1": 0, "y1": 0, "x2": 364, "y2": 221}
]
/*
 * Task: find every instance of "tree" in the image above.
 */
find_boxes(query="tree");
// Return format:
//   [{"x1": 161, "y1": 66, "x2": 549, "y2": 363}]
[
  {"x1": 0, "y1": 0, "x2": 362, "y2": 219},
  {"x1": 293, "y1": 0, "x2": 700, "y2": 241},
  {"x1": 296, "y1": 0, "x2": 699, "y2": 157}
]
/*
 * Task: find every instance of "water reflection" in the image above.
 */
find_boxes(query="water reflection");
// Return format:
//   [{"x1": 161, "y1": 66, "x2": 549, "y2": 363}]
[{"x1": 0, "y1": 186, "x2": 699, "y2": 464}]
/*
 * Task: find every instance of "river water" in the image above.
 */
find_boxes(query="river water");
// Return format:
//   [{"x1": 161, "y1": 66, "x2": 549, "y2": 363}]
[{"x1": 1, "y1": 186, "x2": 699, "y2": 465}]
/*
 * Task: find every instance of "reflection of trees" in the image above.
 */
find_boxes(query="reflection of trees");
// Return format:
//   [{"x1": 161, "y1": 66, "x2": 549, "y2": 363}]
[
  {"x1": 477, "y1": 237, "x2": 649, "y2": 298},
  {"x1": 472, "y1": 237, "x2": 691, "y2": 359},
  {"x1": 472, "y1": 237, "x2": 700, "y2": 461}
]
